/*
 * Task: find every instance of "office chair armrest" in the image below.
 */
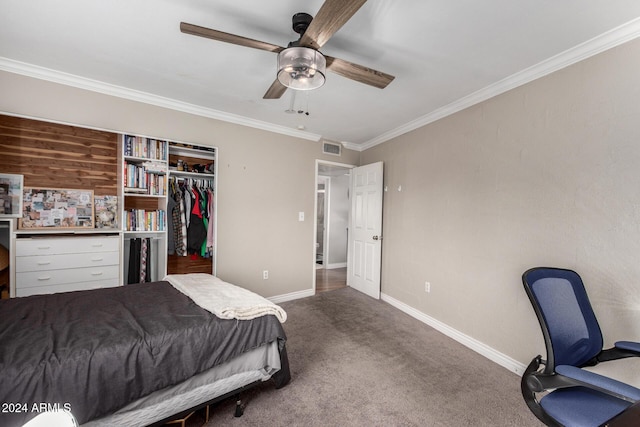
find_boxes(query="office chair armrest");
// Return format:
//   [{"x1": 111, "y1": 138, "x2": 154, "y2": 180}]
[
  {"x1": 615, "y1": 341, "x2": 640, "y2": 353},
  {"x1": 597, "y1": 341, "x2": 640, "y2": 363},
  {"x1": 521, "y1": 356, "x2": 564, "y2": 427},
  {"x1": 556, "y1": 365, "x2": 640, "y2": 402}
]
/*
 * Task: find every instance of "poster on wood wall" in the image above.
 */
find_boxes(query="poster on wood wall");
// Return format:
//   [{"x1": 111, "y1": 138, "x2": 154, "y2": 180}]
[
  {"x1": 20, "y1": 188, "x2": 94, "y2": 229},
  {"x1": 94, "y1": 195, "x2": 118, "y2": 229},
  {"x1": 0, "y1": 173, "x2": 24, "y2": 218}
]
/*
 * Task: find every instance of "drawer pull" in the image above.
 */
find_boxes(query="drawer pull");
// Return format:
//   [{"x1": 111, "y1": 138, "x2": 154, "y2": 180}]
[
  {"x1": 37, "y1": 261, "x2": 52, "y2": 266},
  {"x1": 91, "y1": 272, "x2": 104, "y2": 276},
  {"x1": 37, "y1": 276, "x2": 52, "y2": 281},
  {"x1": 91, "y1": 257, "x2": 104, "y2": 262},
  {"x1": 37, "y1": 246, "x2": 51, "y2": 250},
  {"x1": 91, "y1": 244, "x2": 104, "y2": 248}
]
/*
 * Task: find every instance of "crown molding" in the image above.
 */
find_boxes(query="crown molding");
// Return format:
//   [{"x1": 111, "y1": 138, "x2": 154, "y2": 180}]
[
  {"x1": 2, "y1": 16, "x2": 639, "y2": 152},
  {"x1": 0, "y1": 57, "x2": 322, "y2": 142},
  {"x1": 359, "y1": 17, "x2": 640, "y2": 151},
  {"x1": 340, "y1": 140, "x2": 361, "y2": 151}
]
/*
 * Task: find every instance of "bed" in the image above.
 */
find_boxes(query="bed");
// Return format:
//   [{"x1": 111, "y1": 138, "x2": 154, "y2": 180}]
[{"x1": 0, "y1": 274, "x2": 290, "y2": 427}]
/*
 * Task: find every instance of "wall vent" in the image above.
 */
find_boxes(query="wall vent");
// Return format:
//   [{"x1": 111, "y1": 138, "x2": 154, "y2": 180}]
[{"x1": 322, "y1": 141, "x2": 342, "y2": 156}]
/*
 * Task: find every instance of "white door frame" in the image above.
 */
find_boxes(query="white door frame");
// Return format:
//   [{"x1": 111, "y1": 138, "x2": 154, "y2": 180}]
[{"x1": 313, "y1": 159, "x2": 355, "y2": 293}]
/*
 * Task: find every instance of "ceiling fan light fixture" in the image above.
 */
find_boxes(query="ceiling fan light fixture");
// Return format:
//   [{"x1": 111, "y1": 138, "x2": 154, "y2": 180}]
[{"x1": 277, "y1": 47, "x2": 326, "y2": 91}]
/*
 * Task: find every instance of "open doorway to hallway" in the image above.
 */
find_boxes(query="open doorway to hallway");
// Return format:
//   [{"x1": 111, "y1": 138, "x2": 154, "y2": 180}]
[
  {"x1": 315, "y1": 160, "x2": 354, "y2": 294},
  {"x1": 316, "y1": 267, "x2": 347, "y2": 293}
]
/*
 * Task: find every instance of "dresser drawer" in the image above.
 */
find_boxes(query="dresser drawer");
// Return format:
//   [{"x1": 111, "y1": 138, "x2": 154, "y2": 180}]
[
  {"x1": 15, "y1": 251, "x2": 119, "y2": 273},
  {"x1": 15, "y1": 236, "x2": 119, "y2": 256},
  {"x1": 16, "y1": 265, "x2": 120, "y2": 289},
  {"x1": 16, "y1": 279, "x2": 120, "y2": 297}
]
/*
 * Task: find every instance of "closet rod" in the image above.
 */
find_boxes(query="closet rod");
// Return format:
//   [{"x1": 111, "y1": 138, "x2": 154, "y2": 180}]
[
  {"x1": 171, "y1": 176, "x2": 214, "y2": 181},
  {"x1": 123, "y1": 236, "x2": 164, "y2": 241},
  {"x1": 171, "y1": 177, "x2": 214, "y2": 190}
]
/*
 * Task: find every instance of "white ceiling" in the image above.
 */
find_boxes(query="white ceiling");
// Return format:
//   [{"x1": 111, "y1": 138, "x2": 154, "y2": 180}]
[{"x1": 1, "y1": 1, "x2": 640, "y2": 150}]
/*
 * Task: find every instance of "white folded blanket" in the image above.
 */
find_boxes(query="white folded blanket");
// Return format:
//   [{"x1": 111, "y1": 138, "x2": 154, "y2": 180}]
[{"x1": 164, "y1": 273, "x2": 287, "y2": 323}]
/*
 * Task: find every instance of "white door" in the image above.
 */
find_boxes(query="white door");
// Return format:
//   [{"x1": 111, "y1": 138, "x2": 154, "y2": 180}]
[{"x1": 347, "y1": 161, "x2": 383, "y2": 299}]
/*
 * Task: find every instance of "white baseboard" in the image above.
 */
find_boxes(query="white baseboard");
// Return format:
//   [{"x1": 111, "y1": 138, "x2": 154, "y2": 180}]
[
  {"x1": 324, "y1": 262, "x2": 347, "y2": 269},
  {"x1": 269, "y1": 288, "x2": 315, "y2": 304},
  {"x1": 381, "y1": 293, "x2": 527, "y2": 376}
]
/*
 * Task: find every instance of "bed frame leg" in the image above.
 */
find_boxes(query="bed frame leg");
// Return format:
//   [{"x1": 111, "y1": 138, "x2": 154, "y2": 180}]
[{"x1": 234, "y1": 396, "x2": 244, "y2": 418}]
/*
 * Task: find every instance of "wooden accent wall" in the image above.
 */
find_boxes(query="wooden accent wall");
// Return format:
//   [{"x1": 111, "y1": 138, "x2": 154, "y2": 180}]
[
  {"x1": 168, "y1": 153, "x2": 214, "y2": 171},
  {"x1": 0, "y1": 114, "x2": 215, "y2": 276},
  {"x1": 168, "y1": 254, "x2": 213, "y2": 275},
  {"x1": 0, "y1": 115, "x2": 118, "y2": 196}
]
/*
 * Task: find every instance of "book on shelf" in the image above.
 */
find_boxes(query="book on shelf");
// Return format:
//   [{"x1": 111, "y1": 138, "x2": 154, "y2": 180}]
[
  {"x1": 123, "y1": 162, "x2": 167, "y2": 195},
  {"x1": 124, "y1": 209, "x2": 166, "y2": 232},
  {"x1": 123, "y1": 135, "x2": 167, "y2": 161},
  {"x1": 124, "y1": 187, "x2": 148, "y2": 194},
  {"x1": 141, "y1": 161, "x2": 167, "y2": 173}
]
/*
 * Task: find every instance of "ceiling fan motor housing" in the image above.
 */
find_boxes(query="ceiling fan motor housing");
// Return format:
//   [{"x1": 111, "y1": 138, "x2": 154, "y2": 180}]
[{"x1": 292, "y1": 12, "x2": 313, "y2": 35}]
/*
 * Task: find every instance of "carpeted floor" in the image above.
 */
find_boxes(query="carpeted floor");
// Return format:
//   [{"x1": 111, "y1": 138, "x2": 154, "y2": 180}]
[{"x1": 202, "y1": 287, "x2": 542, "y2": 426}]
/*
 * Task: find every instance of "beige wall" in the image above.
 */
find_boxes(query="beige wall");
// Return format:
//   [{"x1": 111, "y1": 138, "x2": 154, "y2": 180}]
[
  {"x1": 3, "y1": 37, "x2": 640, "y2": 369},
  {"x1": 0, "y1": 71, "x2": 359, "y2": 298},
  {"x1": 362, "y1": 38, "x2": 640, "y2": 365}
]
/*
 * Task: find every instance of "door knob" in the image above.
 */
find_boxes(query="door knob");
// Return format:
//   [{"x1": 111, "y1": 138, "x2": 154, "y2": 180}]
[{"x1": 373, "y1": 235, "x2": 382, "y2": 241}]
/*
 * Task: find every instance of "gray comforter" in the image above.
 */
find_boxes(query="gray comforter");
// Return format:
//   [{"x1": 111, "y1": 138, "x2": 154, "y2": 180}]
[{"x1": 0, "y1": 281, "x2": 289, "y2": 426}]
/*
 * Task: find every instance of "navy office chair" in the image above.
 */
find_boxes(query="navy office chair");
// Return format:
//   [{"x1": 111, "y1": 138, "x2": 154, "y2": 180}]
[{"x1": 521, "y1": 267, "x2": 640, "y2": 426}]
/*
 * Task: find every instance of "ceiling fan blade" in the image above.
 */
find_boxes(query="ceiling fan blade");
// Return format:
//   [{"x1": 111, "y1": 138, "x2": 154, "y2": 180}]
[
  {"x1": 325, "y1": 56, "x2": 394, "y2": 89},
  {"x1": 299, "y1": 0, "x2": 367, "y2": 49},
  {"x1": 263, "y1": 79, "x2": 288, "y2": 99},
  {"x1": 180, "y1": 22, "x2": 285, "y2": 53}
]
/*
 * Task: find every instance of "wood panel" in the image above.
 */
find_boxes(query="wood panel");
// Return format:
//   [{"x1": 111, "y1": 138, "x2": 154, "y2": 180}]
[
  {"x1": 167, "y1": 253, "x2": 213, "y2": 275},
  {"x1": 123, "y1": 196, "x2": 164, "y2": 212},
  {"x1": 0, "y1": 115, "x2": 118, "y2": 195},
  {"x1": 169, "y1": 154, "x2": 214, "y2": 172}
]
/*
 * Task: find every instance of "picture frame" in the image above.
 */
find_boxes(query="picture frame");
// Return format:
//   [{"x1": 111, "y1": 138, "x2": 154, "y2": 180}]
[
  {"x1": 94, "y1": 195, "x2": 118, "y2": 229},
  {"x1": 20, "y1": 188, "x2": 95, "y2": 229},
  {"x1": 0, "y1": 173, "x2": 24, "y2": 218}
]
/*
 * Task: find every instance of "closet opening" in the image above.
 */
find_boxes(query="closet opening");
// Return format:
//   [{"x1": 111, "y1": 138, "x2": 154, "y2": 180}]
[
  {"x1": 314, "y1": 160, "x2": 354, "y2": 294},
  {"x1": 167, "y1": 143, "x2": 217, "y2": 276}
]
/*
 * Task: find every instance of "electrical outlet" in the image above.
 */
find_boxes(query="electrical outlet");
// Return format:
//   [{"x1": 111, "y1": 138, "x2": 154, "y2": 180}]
[
  {"x1": 263, "y1": 270, "x2": 269, "y2": 280},
  {"x1": 425, "y1": 282, "x2": 431, "y2": 293}
]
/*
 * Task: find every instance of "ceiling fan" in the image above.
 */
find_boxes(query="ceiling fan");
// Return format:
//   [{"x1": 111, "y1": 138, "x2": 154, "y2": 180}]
[{"x1": 180, "y1": 0, "x2": 395, "y2": 99}]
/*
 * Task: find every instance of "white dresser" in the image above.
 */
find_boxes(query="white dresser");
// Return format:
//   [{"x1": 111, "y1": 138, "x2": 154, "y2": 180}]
[{"x1": 15, "y1": 235, "x2": 121, "y2": 297}]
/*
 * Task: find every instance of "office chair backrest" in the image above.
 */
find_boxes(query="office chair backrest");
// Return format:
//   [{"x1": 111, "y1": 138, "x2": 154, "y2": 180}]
[{"x1": 522, "y1": 267, "x2": 604, "y2": 372}]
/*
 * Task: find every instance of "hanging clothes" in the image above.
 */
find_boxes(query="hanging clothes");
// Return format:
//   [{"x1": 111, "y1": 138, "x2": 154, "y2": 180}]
[
  {"x1": 199, "y1": 186, "x2": 210, "y2": 258},
  {"x1": 139, "y1": 237, "x2": 148, "y2": 283},
  {"x1": 127, "y1": 237, "x2": 153, "y2": 284},
  {"x1": 183, "y1": 183, "x2": 192, "y2": 229},
  {"x1": 206, "y1": 188, "x2": 215, "y2": 254},
  {"x1": 187, "y1": 184, "x2": 207, "y2": 256},
  {"x1": 128, "y1": 238, "x2": 141, "y2": 284},
  {"x1": 168, "y1": 180, "x2": 186, "y2": 256},
  {"x1": 168, "y1": 177, "x2": 214, "y2": 260},
  {"x1": 166, "y1": 181, "x2": 176, "y2": 255},
  {"x1": 178, "y1": 183, "x2": 188, "y2": 256}
]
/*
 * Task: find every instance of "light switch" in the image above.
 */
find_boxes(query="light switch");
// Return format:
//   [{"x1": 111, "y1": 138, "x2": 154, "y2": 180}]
[{"x1": 298, "y1": 212, "x2": 305, "y2": 221}]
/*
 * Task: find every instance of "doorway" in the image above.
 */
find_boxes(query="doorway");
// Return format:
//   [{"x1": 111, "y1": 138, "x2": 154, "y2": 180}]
[
  {"x1": 316, "y1": 176, "x2": 328, "y2": 266},
  {"x1": 314, "y1": 160, "x2": 354, "y2": 294}
]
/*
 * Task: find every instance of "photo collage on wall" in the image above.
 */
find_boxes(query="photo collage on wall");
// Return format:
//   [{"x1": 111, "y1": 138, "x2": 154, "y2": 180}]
[{"x1": 20, "y1": 188, "x2": 94, "y2": 229}]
